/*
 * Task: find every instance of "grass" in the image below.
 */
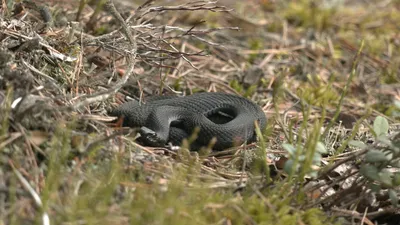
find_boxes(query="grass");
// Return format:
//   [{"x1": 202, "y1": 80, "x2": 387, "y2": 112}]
[
  {"x1": 3, "y1": 119, "x2": 333, "y2": 225},
  {"x1": 40, "y1": 142, "x2": 333, "y2": 225},
  {"x1": 1, "y1": 0, "x2": 400, "y2": 224}
]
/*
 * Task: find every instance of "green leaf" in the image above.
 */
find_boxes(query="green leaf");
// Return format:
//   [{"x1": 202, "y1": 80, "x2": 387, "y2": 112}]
[
  {"x1": 282, "y1": 143, "x2": 296, "y2": 156},
  {"x1": 393, "y1": 173, "x2": 400, "y2": 186},
  {"x1": 348, "y1": 140, "x2": 367, "y2": 149},
  {"x1": 391, "y1": 144, "x2": 400, "y2": 155},
  {"x1": 360, "y1": 165, "x2": 379, "y2": 181},
  {"x1": 390, "y1": 160, "x2": 400, "y2": 168},
  {"x1": 284, "y1": 159, "x2": 297, "y2": 175},
  {"x1": 378, "y1": 170, "x2": 393, "y2": 186},
  {"x1": 308, "y1": 171, "x2": 318, "y2": 178},
  {"x1": 377, "y1": 135, "x2": 391, "y2": 146},
  {"x1": 316, "y1": 142, "x2": 327, "y2": 154},
  {"x1": 373, "y1": 116, "x2": 389, "y2": 137},
  {"x1": 365, "y1": 150, "x2": 391, "y2": 163},
  {"x1": 312, "y1": 153, "x2": 322, "y2": 164},
  {"x1": 298, "y1": 155, "x2": 306, "y2": 161},
  {"x1": 388, "y1": 189, "x2": 398, "y2": 207},
  {"x1": 394, "y1": 100, "x2": 400, "y2": 109},
  {"x1": 368, "y1": 183, "x2": 381, "y2": 193}
]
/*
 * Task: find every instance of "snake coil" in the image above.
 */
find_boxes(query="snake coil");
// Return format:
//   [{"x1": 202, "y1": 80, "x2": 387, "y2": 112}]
[{"x1": 110, "y1": 92, "x2": 267, "y2": 151}]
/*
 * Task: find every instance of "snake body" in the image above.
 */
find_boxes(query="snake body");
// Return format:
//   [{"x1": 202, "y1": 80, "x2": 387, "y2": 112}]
[{"x1": 110, "y1": 92, "x2": 267, "y2": 151}]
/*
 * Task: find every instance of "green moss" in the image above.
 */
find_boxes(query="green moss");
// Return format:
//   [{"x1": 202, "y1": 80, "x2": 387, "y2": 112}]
[
  {"x1": 248, "y1": 38, "x2": 265, "y2": 63},
  {"x1": 266, "y1": 20, "x2": 283, "y2": 33},
  {"x1": 296, "y1": 74, "x2": 339, "y2": 107},
  {"x1": 281, "y1": 0, "x2": 338, "y2": 32},
  {"x1": 380, "y1": 66, "x2": 400, "y2": 84}
]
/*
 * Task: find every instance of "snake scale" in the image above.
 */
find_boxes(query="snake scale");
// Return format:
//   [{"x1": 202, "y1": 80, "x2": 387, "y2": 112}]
[{"x1": 110, "y1": 92, "x2": 267, "y2": 151}]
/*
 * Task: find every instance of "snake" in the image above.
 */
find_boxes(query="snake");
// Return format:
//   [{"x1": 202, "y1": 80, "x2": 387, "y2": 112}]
[{"x1": 110, "y1": 92, "x2": 267, "y2": 151}]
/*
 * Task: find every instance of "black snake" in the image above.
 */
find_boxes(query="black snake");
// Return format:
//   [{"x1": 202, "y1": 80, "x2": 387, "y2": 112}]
[{"x1": 110, "y1": 92, "x2": 267, "y2": 151}]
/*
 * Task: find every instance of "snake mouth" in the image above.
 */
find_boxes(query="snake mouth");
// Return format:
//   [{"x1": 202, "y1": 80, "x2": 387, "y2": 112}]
[{"x1": 139, "y1": 126, "x2": 166, "y2": 147}]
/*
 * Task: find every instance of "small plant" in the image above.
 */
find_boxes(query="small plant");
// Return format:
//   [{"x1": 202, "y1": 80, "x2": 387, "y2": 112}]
[
  {"x1": 349, "y1": 116, "x2": 400, "y2": 207},
  {"x1": 283, "y1": 141, "x2": 328, "y2": 179}
]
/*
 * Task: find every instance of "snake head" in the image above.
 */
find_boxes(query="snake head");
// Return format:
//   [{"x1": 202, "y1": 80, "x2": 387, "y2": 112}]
[{"x1": 139, "y1": 126, "x2": 166, "y2": 147}]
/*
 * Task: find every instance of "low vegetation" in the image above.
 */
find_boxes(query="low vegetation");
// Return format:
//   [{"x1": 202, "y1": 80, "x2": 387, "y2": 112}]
[{"x1": 0, "y1": 0, "x2": 399, "y2": 224}]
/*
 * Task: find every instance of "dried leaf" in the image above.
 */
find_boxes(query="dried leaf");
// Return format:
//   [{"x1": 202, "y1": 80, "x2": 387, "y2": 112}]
[{"x1": 28, "y1": 130, "x2": 49, "y2": 146}]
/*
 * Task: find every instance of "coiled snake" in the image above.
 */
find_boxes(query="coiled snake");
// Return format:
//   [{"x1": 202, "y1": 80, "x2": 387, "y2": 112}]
[{"x1": 110, "y1": 92, "x2": 267, "y2": 151}]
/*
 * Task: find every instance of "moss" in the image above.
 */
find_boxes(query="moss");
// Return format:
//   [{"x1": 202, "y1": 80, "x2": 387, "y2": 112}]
[
  {"x1": 248, "y1": 38, "x2": 265, "y2": 63},
  {"x1": 296, "y1": 74, "x2": 339, "y2": 107},
  {"x1": 281, "y1": 0, "x2": 338, "y2": 32}
]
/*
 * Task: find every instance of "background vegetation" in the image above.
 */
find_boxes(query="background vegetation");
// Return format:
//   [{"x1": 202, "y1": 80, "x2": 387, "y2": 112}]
[{"x1": 0, "y1": 0, "x2": 399, "y2": 224}]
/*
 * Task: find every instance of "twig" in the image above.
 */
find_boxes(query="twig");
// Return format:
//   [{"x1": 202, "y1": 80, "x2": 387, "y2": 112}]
[
  {"x1": 239, "y1": 45, "x2": 305, "y2": 55},
  {"x1": 331, "y1": 207, "x2": 375, "y2": 225},
  {"x1": 138, "y1": 1, "x2": 232, "y2": 19},
  {"x1": 72, "y1": 0, "x2": 138, "y2": 109}
]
